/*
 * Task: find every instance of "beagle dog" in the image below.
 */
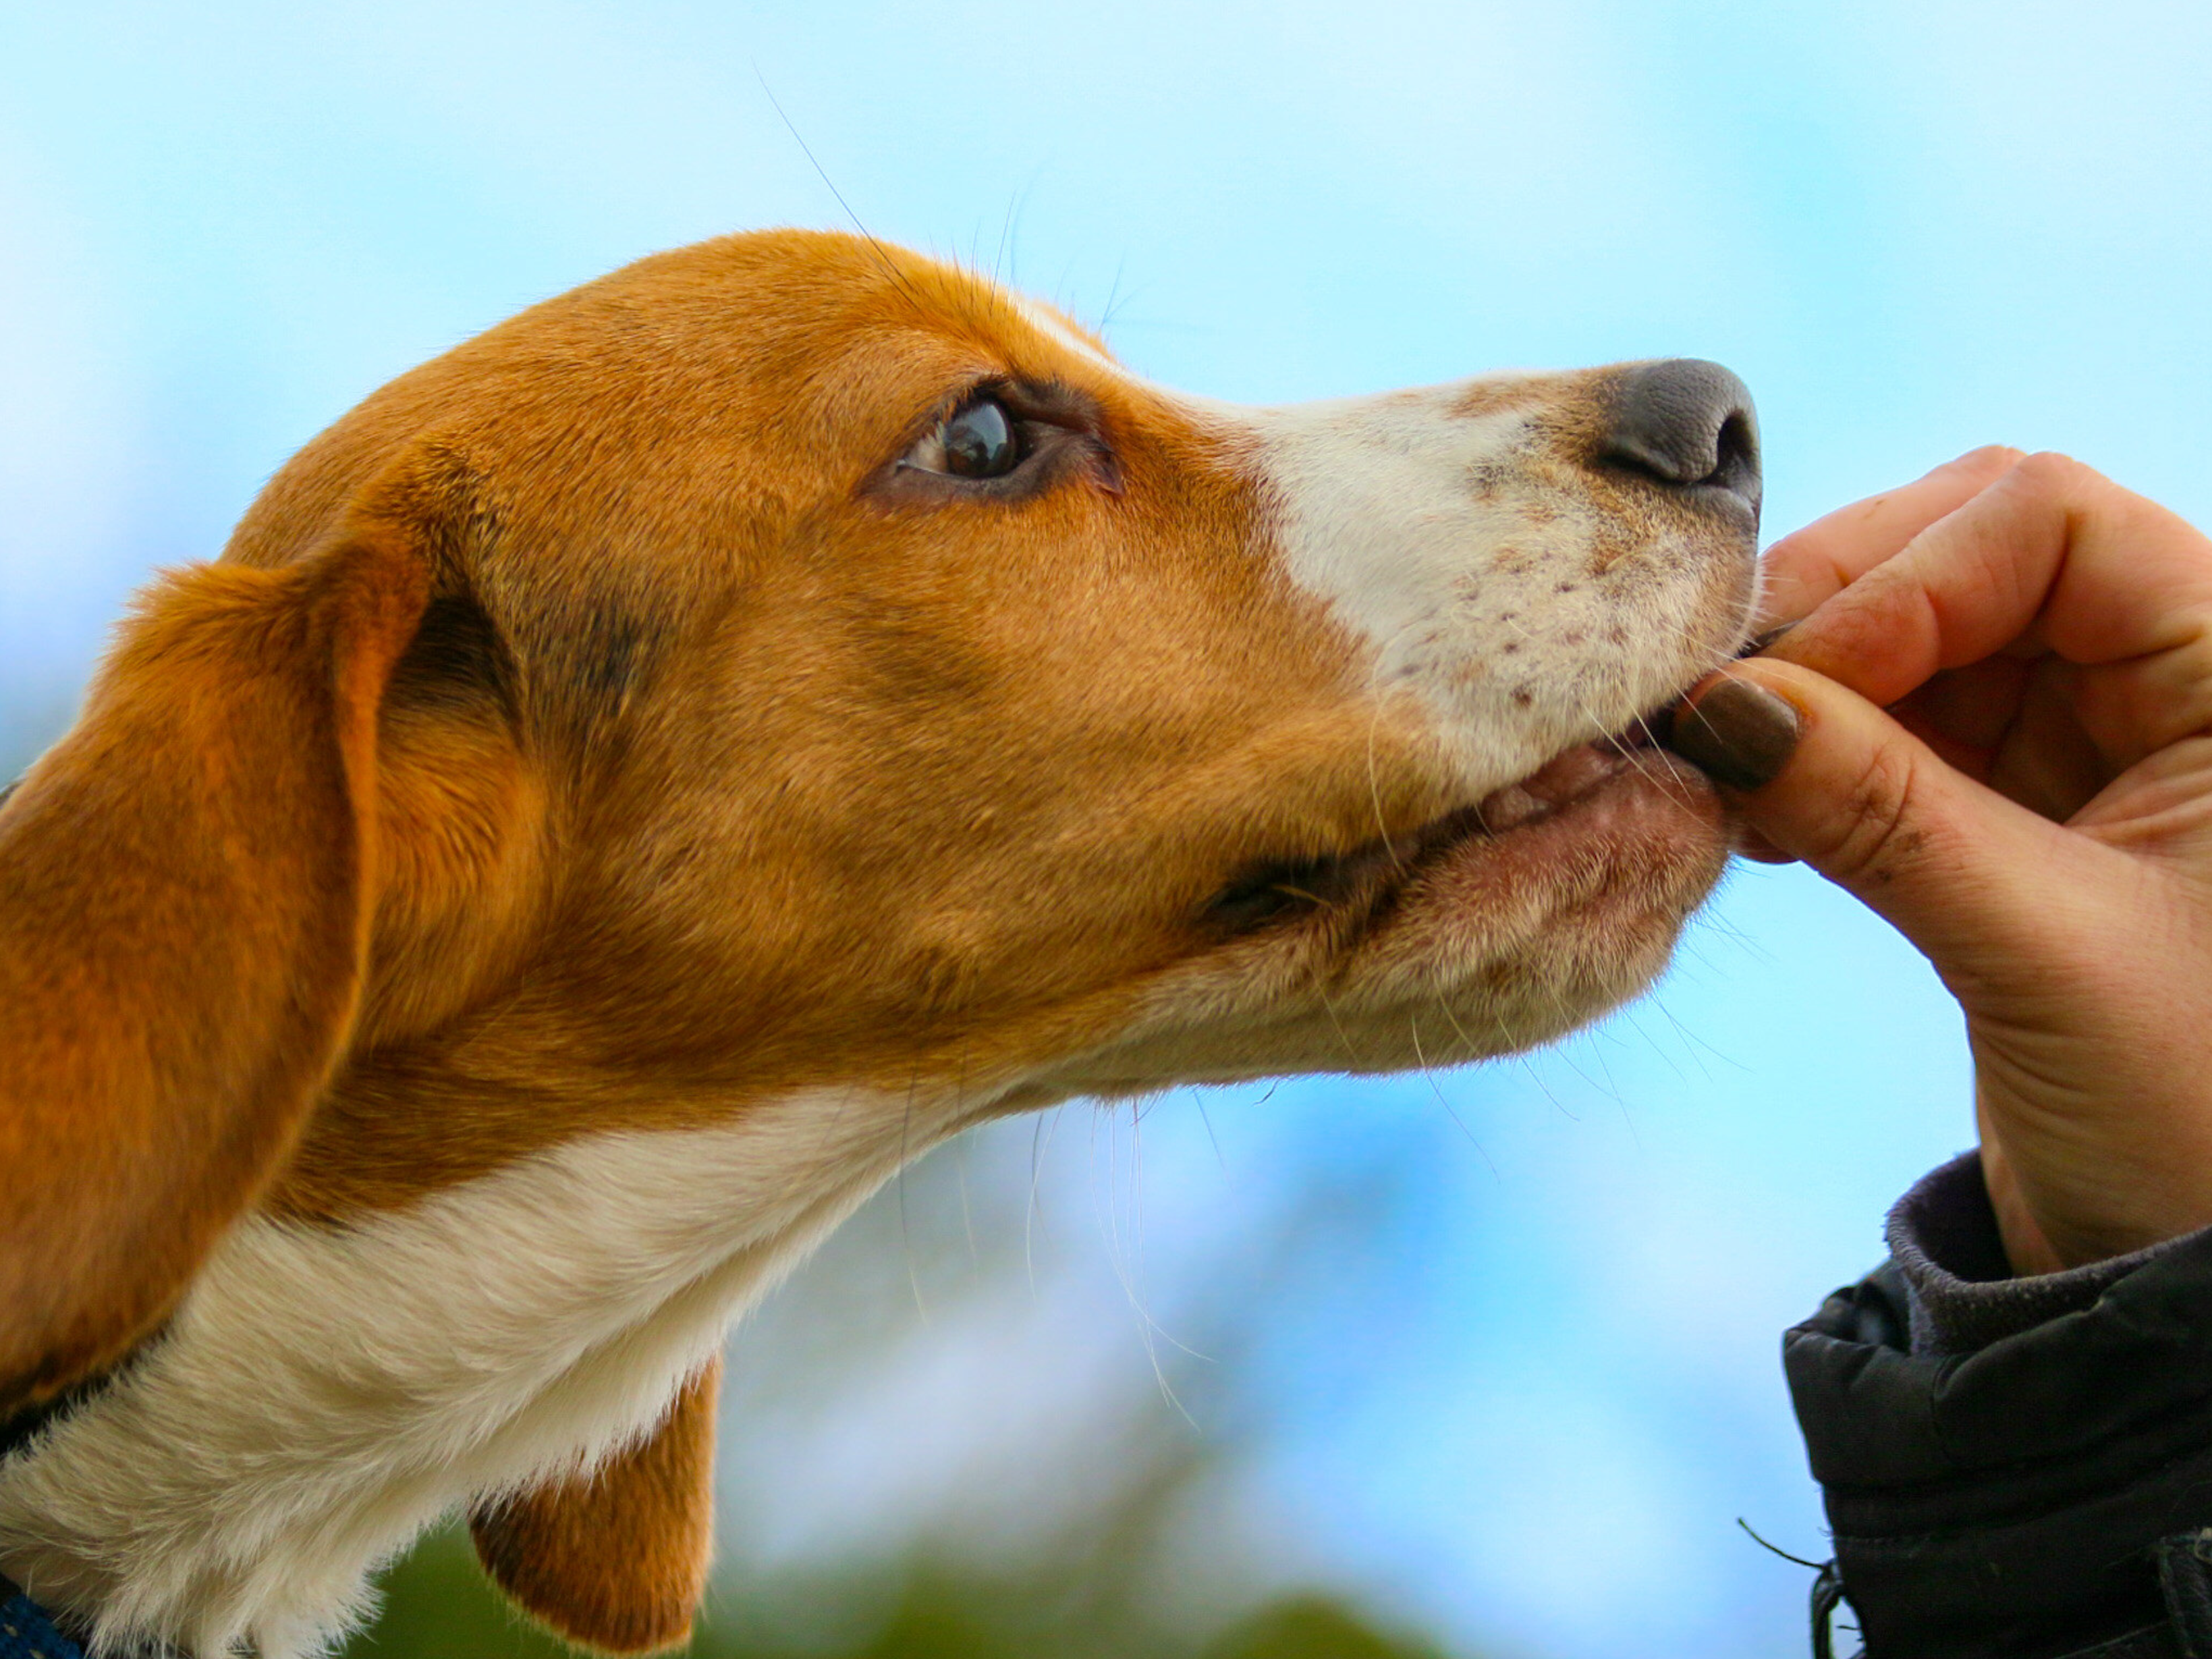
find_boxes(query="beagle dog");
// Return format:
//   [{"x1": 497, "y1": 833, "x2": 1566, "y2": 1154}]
[{"x1": 0, "y1": 229, "x2": 1759, "y2": 1657}]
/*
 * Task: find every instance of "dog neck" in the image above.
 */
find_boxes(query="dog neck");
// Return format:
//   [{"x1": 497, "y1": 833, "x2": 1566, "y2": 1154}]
[
  {"x1": 0, "y1": 1082, "x2": 977, "y2": 1659},
  {"x1": 0, "y1": 1370, "x2": 123, "y2": 1471}
]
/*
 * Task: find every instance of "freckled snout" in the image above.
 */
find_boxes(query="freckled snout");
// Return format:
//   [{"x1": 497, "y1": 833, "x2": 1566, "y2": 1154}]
[{"x1": 1601, "y1": 358, "x2": 1761, "y2": 520}]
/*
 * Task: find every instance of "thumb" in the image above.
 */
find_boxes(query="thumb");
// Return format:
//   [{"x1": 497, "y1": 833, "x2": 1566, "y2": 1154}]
[{"x1": 1672, "y1": 659, "x2": 2080, "y2": 985}]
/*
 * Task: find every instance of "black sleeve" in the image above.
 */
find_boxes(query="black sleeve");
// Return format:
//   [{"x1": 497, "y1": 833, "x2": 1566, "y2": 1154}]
[{"x1": 1786, "y1": 1153, "x2": 2212, "y2": 1658}]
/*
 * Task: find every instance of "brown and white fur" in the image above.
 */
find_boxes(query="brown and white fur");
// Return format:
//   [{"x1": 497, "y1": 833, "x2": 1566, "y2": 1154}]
[{"x1": 0, "y1": 229, "x2": 1758, "y2": 1657}]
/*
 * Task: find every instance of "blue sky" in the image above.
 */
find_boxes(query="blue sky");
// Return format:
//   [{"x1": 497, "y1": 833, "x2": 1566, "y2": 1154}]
[{"x1": 4, "y1": 3, "x2": 2209, "y2": 1654}]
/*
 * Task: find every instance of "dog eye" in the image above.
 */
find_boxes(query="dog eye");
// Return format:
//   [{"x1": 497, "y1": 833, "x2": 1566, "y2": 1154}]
[{"x1": 909, "y1": 398, "x2": 1024, "y2": 479}]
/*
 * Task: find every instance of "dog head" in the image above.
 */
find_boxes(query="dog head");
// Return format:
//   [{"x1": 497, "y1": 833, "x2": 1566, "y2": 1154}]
[{"x1": 0, "y1": 229, "x2": 1755, "y2": 1646}]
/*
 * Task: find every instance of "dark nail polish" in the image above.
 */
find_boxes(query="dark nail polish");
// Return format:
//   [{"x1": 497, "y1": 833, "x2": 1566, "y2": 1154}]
[{"x1": 1668, "y1": 677, "x2": 1801, "y2": 790}]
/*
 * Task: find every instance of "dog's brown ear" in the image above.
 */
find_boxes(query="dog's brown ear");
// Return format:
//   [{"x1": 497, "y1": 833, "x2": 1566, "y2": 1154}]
[
  {"x1": 0, "y1": 505, "x2": 434, "y2": 1411},
  {"x1": 470, "y1": 1358, "x2": 722, "y2": 1654}
]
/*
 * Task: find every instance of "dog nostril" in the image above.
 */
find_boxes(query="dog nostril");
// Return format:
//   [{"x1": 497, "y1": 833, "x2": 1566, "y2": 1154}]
[
  {"x1": 1711, "y1": 409, "x2": 1757, "y2": 495},
  {"x1": 1601, "y1": 358, "x2": 1761, "y2": 514}
]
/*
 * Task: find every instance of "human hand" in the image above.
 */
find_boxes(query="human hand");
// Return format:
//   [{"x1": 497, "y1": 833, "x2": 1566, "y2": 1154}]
[{"x1": 1673, "y1": 449, "x2": 2212, "y2": 1276}]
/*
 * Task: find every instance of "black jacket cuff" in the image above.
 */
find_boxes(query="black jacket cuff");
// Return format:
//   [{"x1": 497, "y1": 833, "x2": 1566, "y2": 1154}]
[
  {"x1": 1886, "y1": 1153, "x2": 2194, "y2": 1357},
  {"x1": 1787, "y1": 1164, "x2": 2212, "y2": 1656}
]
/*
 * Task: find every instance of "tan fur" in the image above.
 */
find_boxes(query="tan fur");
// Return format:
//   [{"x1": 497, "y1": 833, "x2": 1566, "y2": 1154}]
[
  {"x1": 470, "y1": 1359, "x2": 719, "y2": 1654},
  {"x1": 0, "y1": 499, "x2": 433, "y2": 1413},
  {"x1": 0, "y1": 228, "x2": 1753, "y2": 1654},
  {"x1": 246, "y1": 232, "x2": 1386, "y2": 1215}
]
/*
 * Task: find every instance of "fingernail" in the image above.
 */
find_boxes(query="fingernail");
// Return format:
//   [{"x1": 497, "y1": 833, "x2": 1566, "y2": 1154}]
[{"x1": 1669, "y1": 676, "x2": 1802, "y2": 790}]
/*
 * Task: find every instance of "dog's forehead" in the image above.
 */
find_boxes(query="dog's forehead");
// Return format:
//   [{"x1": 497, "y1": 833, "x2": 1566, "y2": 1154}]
[
  {"x1": 228, "y1": 231, "x2": 1117, "y2": 553},
  {"x1": 474, "y1": 255, "x2": 1097, "y2": 547},
  {"x1": 534, "y1": 230, "x2": 1121, "y2": 410}
]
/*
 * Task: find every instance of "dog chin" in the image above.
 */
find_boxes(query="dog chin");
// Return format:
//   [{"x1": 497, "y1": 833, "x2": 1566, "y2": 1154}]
[
  {"x1": 1358, "y1": 746, "x2": 1731, "y2": 1045},
  {"x1": 1064, "y1": 751, "x2": 1728, "y2": 1095}
]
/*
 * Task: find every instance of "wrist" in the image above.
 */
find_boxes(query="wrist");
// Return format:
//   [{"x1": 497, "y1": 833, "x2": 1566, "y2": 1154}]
[{"x1": 1976, "y1": 1077, "x2": 2212, "y2": 1273}]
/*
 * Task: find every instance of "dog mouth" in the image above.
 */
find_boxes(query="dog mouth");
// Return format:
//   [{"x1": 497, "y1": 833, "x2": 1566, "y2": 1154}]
[
  {"x1": 1200, "y1": 639, "x2": 1769, "y2": 939},
  {"x1": 1200, "y1": 711, "x2": 1688, "y2": 935}
]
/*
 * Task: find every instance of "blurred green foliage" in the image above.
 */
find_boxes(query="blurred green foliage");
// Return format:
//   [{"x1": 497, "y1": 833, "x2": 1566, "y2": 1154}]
[{"x1": 343, "y1": 1524, "x2": 1453, "y2": 1659}]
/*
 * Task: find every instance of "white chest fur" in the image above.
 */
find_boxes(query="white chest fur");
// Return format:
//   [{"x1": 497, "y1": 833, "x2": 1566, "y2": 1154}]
[{"x1": 0, "y1": 1087, "x2": 964, "y2": 1659}]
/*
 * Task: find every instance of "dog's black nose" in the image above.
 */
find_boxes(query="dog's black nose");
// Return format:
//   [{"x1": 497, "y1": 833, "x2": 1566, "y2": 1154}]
[{"x1": 1601, "y1": 358, "x2": 1761, "y2": 516}]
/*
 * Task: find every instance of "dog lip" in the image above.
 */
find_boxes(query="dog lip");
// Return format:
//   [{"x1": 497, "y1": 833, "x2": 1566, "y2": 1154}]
[{"x1": 1200, "y1": 700, "x2": 1696, "y2": 937}]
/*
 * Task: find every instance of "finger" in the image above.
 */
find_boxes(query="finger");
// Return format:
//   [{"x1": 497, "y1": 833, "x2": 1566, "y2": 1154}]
[
  {"x1": 1893, "y1": 657, "x2": 2032, "y2": 761},
  {"x1": 1674, "y1": 659, "x2": 2104, "y2": 986},
  {"x1": 1770, "y1": 454, "x2": 2212, "y2": 773},
  {"x1": 1985, "y1": 659, "x2": 2113, "y2": 821},
  {"x1": 1757, "y1": 446, "x2": 2024, "y2": 628}
]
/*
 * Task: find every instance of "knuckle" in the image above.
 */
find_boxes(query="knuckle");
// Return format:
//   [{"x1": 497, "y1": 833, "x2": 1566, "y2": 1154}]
[
  {"x1": 2010, "y1": 450, "x2": 2103, "y2": 499},
  {"x1": 1950, "y1": 444, "x2": 2026, "y2": 479},
  {"x1": 1820, "y1": 741, "x2": 1937, "y2": 888}
]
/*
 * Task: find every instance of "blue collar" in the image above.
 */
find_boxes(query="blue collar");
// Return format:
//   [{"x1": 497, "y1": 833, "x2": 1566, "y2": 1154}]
[{"x1": 0, "y1": 1577, "x2": 82, "y2": 1659}]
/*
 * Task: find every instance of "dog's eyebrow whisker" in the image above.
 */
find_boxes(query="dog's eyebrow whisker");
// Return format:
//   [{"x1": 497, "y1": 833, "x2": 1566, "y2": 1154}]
[
  {"x1": 993, "y1": 192, "x2": 1017, "y2": 285},
  {"x1": 1097, "y1": 253, "x2": 1130, "y2": 337},
  {"x1": 754, "y1": 67, "x2": 934, "y2": 321}
]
